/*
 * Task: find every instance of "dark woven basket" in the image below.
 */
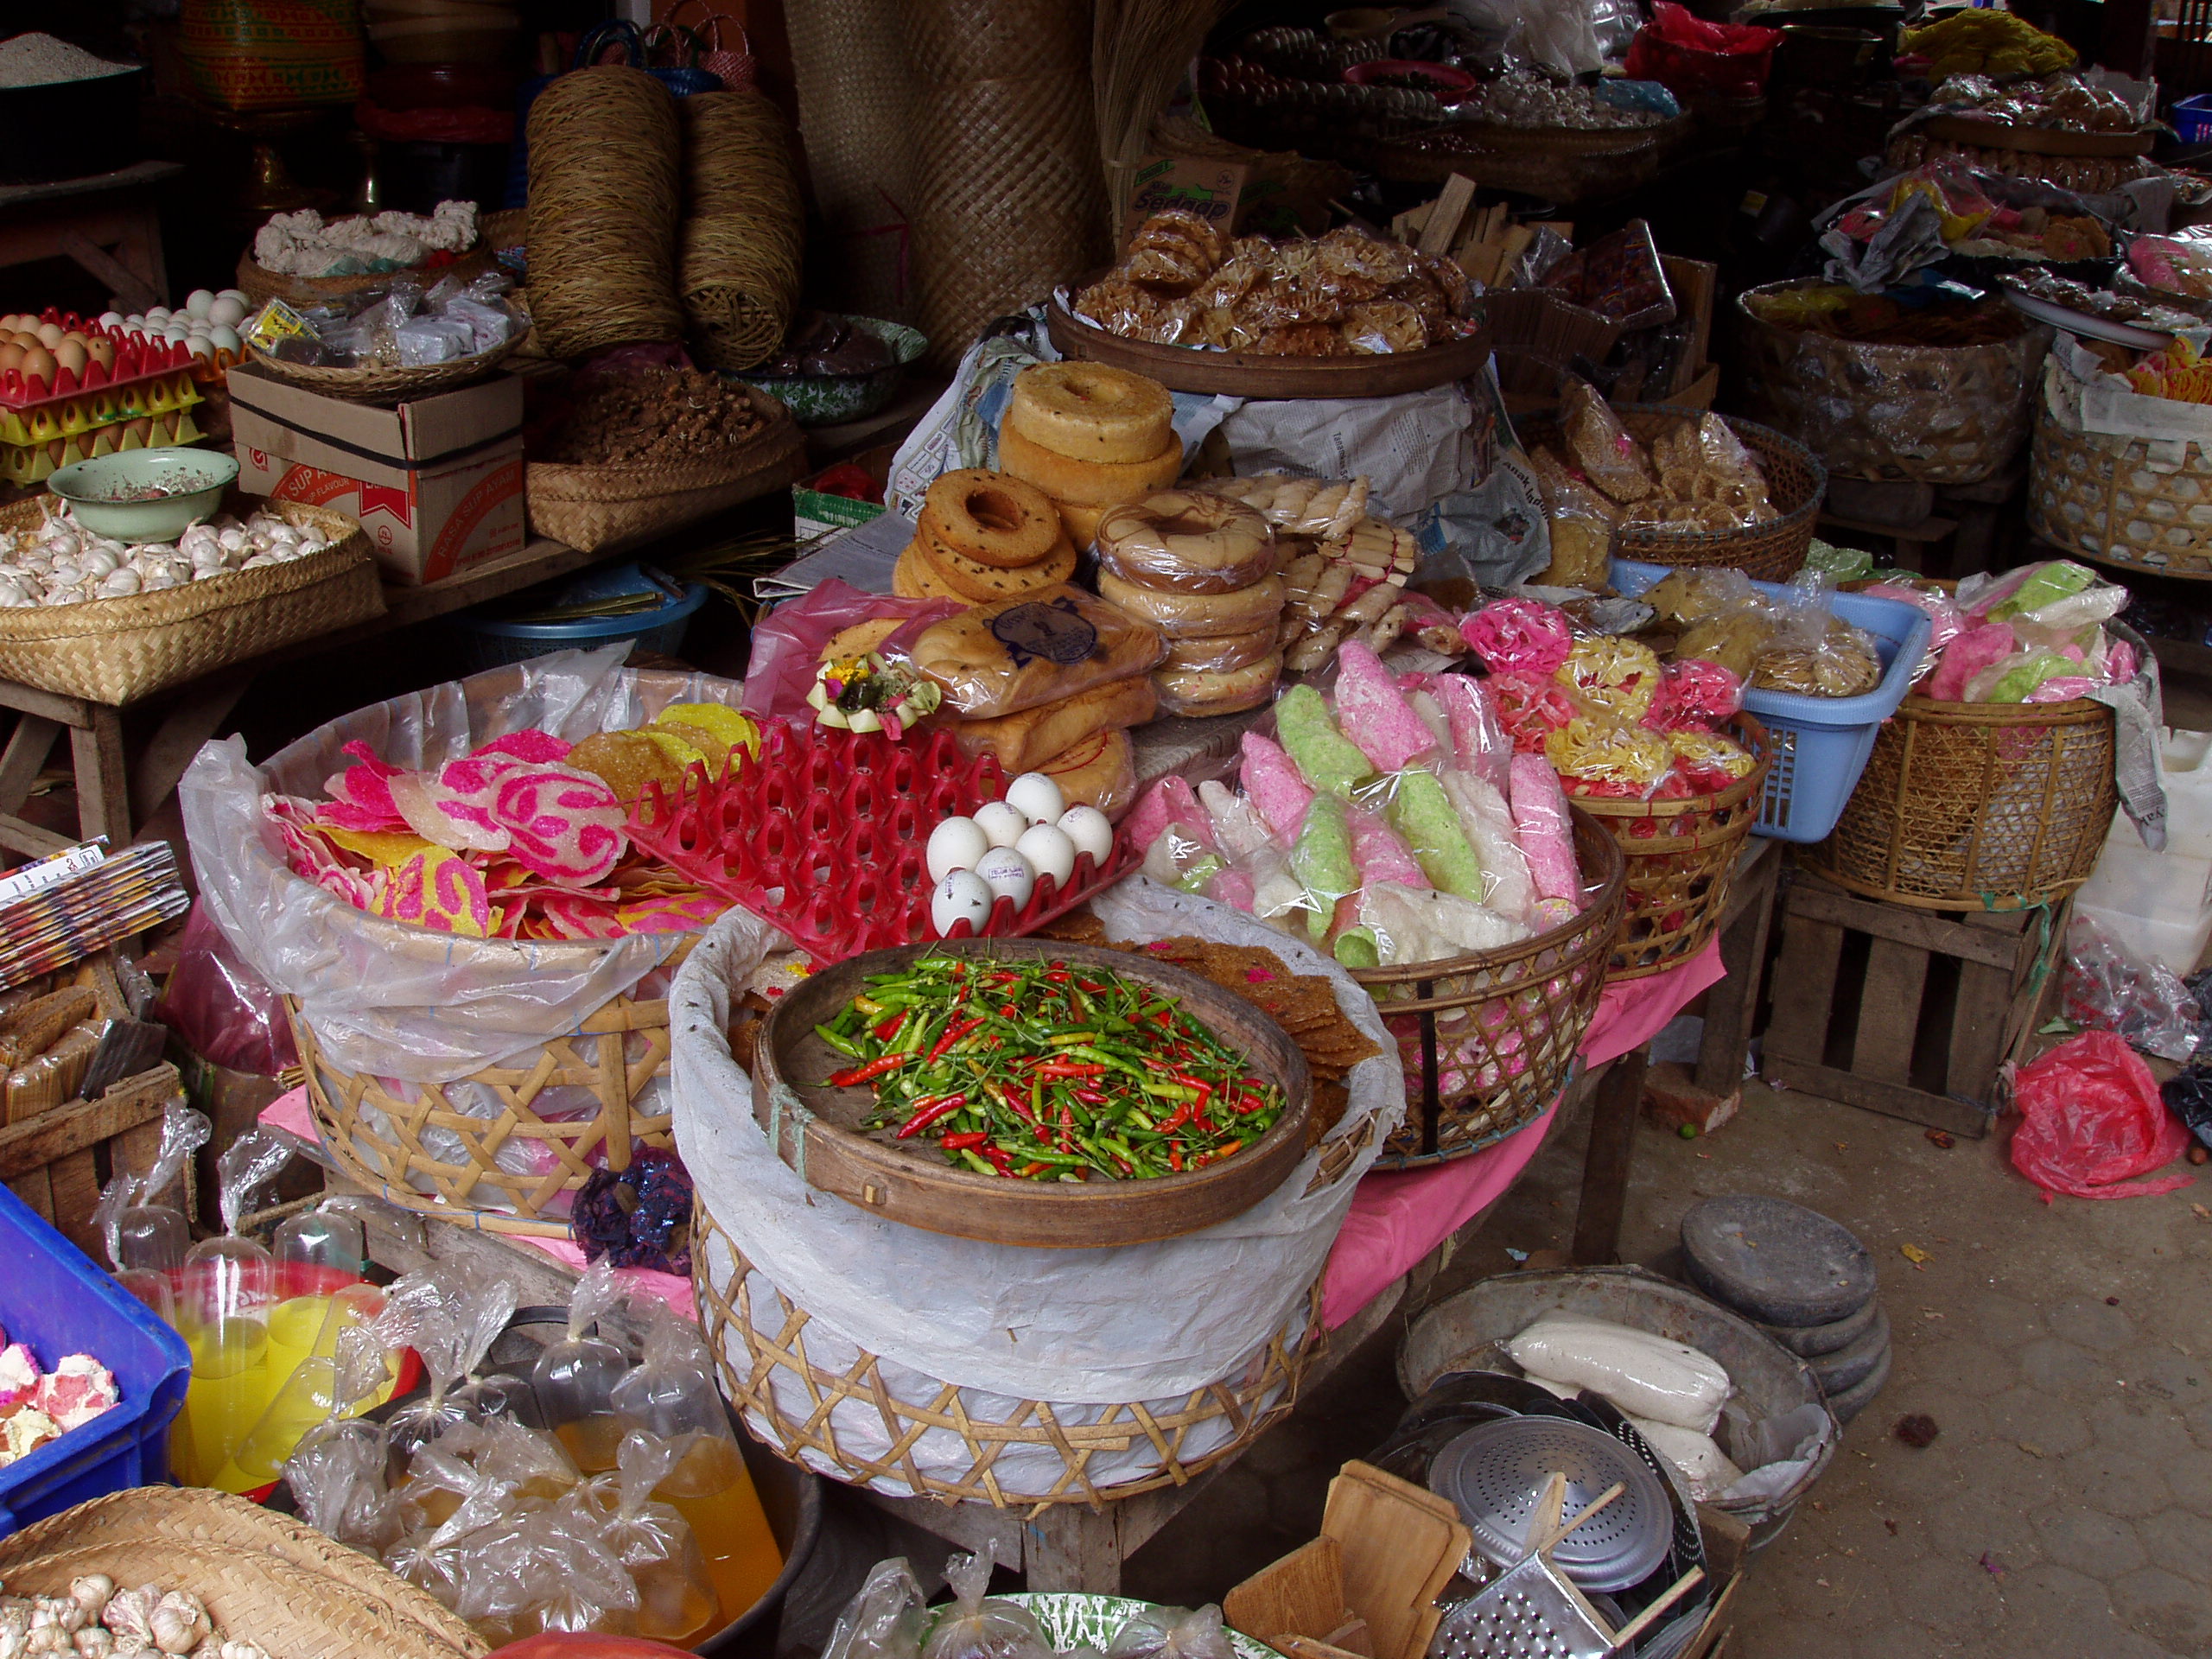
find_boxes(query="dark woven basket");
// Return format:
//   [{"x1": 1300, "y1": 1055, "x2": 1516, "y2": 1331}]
[
  {"x1": 1573, "y1": 715, "x2": 1772, "y2": 980},
  {"x1": 1805, "y1": 696, "x2": 2118, "y2": 911},
  {"x1": 1609, "y1": 407, "x2": 1825, "y2": 582},
  {"x1": 1353, "y1": 810, "x2": 1628, "y2": 1168}
]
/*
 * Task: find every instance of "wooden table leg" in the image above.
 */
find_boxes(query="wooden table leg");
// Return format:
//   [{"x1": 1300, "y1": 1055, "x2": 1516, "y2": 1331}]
[
  {"x1": 130, "y1": 671, "x2": 251, "y2": 824},
  {"x1": 1695, "y1": 846, "x2": 1782, "y2": 1095},
  {"x1": 0, "y1": 714, "x2": 60, "y2": 815},
  {"x1": 1023, "y1": 1504, "x2": 1122, "y2": 1592},
  {"x1": 71, "y1": 706, "x2": 130, "y2": 845},
  {"x1": 1572, "y1": 1046, "x2": 1649, "y2": 1267}
]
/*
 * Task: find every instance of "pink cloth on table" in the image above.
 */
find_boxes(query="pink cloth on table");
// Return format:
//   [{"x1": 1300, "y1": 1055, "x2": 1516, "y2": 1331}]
[
  {"x1": 257, "y1": 1087, "x2": 696, "y2": 1317},
  {"x1": 1319, "y1": 938, "x2": 1726, "y2": 1328}
]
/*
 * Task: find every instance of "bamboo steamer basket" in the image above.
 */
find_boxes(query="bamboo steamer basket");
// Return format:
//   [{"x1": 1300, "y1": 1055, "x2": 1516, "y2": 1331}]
[
  {"x1": 0, "y1": 497, "x2": 382, "y2": 704},
  {"x1": 1351, "y1": 811, "x2": 1627, "y2": 1167}
]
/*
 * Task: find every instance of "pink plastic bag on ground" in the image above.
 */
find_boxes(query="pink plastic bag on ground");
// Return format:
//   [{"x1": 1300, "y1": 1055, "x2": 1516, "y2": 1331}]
[{"x1": 2010, "y1": 1031, "x2": 2196, "y2": 1200}]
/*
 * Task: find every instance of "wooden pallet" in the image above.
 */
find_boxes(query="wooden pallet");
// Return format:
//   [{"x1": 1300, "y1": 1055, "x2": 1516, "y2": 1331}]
[
  {"x1": 0, "y1": 1062, "x2": 184, "y2": 1259},
  {"x1": 1762, "y1": 872, "x2": 2065, "y2": 1137}
]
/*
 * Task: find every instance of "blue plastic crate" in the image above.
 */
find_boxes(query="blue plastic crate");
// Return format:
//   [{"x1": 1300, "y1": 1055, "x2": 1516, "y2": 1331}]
[
  {"x1": 2177, "y1": 94, "x2": 2212, "y2": 147},
  {"x1": 0, "y1": 1181, "x2": 190, "y2": 1535},
  {"x1": 1611, "y1": 559, "x2": 1933, "y2": 842}
]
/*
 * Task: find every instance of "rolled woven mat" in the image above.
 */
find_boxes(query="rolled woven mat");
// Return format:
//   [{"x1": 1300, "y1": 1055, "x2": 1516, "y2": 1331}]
[
  {"x1": 527, "y1": 66, "x2": 683, "y2": 356},
  {"x1": 786, "y1": 0, "x2": 918, "y2": 321},
  {"x1": 677, "y1": 90, "x2": 804, "y2": 371},
  {"x1": 898, "y1": 0, "x2": 1090, "y2": 85},
  {"x1": 909, "y1": 70, "x2": 1109, "y2": 369}
]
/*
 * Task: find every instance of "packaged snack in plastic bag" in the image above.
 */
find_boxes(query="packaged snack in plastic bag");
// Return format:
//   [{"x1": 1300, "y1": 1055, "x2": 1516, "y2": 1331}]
[
  {"x1": 1440, "y1": 770, "x2": 1535, "y2": 922},
  {"x1": 2062, "y1": 912, "x2": 2202, "y2": 1063},
  {"x1": 1925, "y1": 620, "x2": 2017, "y2": 702},
  {"x1": 1333, "y1": 642, "x2": 1440, "y2": 773},
  {"x1": 1545, "y1": 715, "x2": 1675, "y2": 797},
  {"x1": 743, "y1": 579, "x2": 967, "y2": 726},
  {"x1": 531, "y1": 1258, "x2": 632, "y2": 1473},
  {"x1": 2011, "y1": 1031, "x2": 2196, "y2": 1200},
  {"x1": 899, "y1": 586, "x2": 1168, "y2": 720},
  {"x1": 918, "y1": 1549, "x2": 1051, "y2": 1659},
  {"x1": 583, "y1": 1431, "x2": 717, "y2": 1644},
  {"x1": 1644, "y1": 566, "x2": 1758, "y2": 627},
  {"x1": 1966, "y1": 646, "x2": 2082, "y2": 703},
  {"x1": 1673, "y1": 607, "x2": 1773, "y2": 683},
  {"x1": 1103, "y1": 1605, "x2": 1236, "y2": 1659},
  {"x1": 1380, "y1": 767, "x2": 1489, "y2": 901},
  {"x1": 1430, "y1": 674, "x2": 1513, "y2": 794},
  {"x1": 1506, "y1": 1313, "x2": 1730, "y2": 1433},
  {"x1": 1461, "y1": 598, "x2": 1576, "y2": 679},
  {"x1": 1558, "y1": 635, "x2": 1664, "y2": 719},
  {"x1": 1095, "y1": 492, "x2": 1277, "y2": 595},
  {"x1": 1509, "y1": 753, "x2": 1581, "y2": 905},
  {"x1": 1288, "y1": 795, "x2": 1358, "y2": 943},
  {"x1": 822, "y1": 1558, "x2": 929, "y2": 1659},
  {"x1": 285, "y1": 1416, "x2": 398, "y2": 1553},
  {"x1": 1561, "y1": 378, "x2": 1655, "y2": 503},
  {"x1": 1748, "y1": 579, "x2": 1883, "y2": 698},
  {"x1": 1488, "y1": 670, "x2": 1578, "y2": 753},
  {"x1": 1359, "y1": 882, "x2": 1529, "y2": 965},
  {"x1": 1643, "y1": 658, "x2": 1744, "y2": 730}
]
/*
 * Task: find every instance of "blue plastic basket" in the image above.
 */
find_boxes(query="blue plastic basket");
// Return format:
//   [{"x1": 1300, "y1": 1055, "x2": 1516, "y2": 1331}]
[
  {"x1": 2177, "y1": 94, "x2": 2212, "y2": 147},
  {"x1": 1612, "y1": 559, "x2": 1933, "y2": 843},
  {"x1": 455, "y1": 564, "x2": 709, "y2": 672},
  {"x1": 0, "y1": 1183, "x2": 190, "y2": 1536}
]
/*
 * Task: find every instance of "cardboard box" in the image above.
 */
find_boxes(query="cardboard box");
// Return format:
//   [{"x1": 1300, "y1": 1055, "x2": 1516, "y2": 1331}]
[
  {"x1": 1122, "y1": 145, "x2": 1348, "y2": 242},
  {"x1": 227, "y1": 361, "x2": 527, "y2": 586}
]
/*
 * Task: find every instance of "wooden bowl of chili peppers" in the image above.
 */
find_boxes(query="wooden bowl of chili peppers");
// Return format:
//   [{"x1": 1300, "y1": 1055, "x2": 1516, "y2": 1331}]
[{"x1": 752, "y1": 938, "x2": 1315, "y2": 1247}]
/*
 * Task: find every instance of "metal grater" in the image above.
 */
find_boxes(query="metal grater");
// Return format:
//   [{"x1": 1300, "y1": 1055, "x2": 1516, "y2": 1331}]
[
  {"x1": 1429, "y1": 1416, "x2": 1673, "y2": 1593},
  {"x1": 1428, "y1": 1553, "x2": 1616, "y2": 1659}
]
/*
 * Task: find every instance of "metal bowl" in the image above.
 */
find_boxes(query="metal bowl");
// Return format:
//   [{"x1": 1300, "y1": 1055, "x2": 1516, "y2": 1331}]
[{"x1": 46, "y1": 448, "x2": 238, "y2": 542}]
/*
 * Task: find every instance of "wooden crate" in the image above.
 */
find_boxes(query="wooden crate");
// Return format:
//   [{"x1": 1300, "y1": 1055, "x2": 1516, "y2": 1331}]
[
  {"x1": 1762, "y1": 872, "x2": 2065, "y2": 1137},
  {"x1": 0, "y1": 1062, "x2": 186, "y2": 1260}
]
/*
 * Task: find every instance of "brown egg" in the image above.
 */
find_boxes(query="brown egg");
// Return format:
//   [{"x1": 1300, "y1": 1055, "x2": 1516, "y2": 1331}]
[
  {"x1": 83, "y1": 338, "x2": 114, "y2": 372},
  {"x1": 34, "y1": 322, "x2": 63, "y2": 349},
  {"x1": 52, "y1": 340, "x2": 86, "y2": 377},
  {"x1": 0, "y1": 344, "x2": 21, "y2": 374},
  {"x1": 18, "y1": 346, "x2": 54, "y2": 386}
]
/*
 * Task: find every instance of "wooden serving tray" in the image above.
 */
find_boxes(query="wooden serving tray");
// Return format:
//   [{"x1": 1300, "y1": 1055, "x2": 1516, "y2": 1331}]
[
  {"x1": 752, "y1": 938, "x2": 1313, "y2": 1248},
  {"x1": 1920, "y1": 113, "x2": 2152, "y2": 158},
  {"x1": 1047, "y1": 293, "x2": 1493, "y2": 399}
]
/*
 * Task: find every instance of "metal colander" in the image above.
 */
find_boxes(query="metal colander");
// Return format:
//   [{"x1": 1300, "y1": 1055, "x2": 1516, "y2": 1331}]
[{"x1": 1428, "y1": 1416, "x2": 1673, "y2": 1593}]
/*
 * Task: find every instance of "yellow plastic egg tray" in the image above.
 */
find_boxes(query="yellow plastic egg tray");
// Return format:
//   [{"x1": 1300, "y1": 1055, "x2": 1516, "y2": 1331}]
[
  {"x1": 0, "y1": 371, "x2": 204, "y2": 448},
  {"x1": 0, "y1": 410, "x2": 207, "y2": 486}
]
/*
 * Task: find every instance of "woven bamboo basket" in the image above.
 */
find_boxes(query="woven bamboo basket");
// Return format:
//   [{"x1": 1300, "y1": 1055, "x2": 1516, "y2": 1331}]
[
  {"x1": 1611, "y1": 409, "x2": 1826, "y2": 582},
  {"x1": 1574, "y1": 715, "x2": 1772, "y2": 980},
  {"x1": 1352, "y1": 811, "x2": 1626, "y2": 1168},
  {"x1": 287, "y1": 940, "x2": 690, "y2": 1237},
  {"x1": 243, "y1": 328, "x2": 528, "y2": 404},
  {"x1": 2029, "y1": 392, "x2": 2212, "y2": 575},
  {"x1": 677, "y1": 90, "x2": 804, "y2": 372},
  {"x1": 691, "y1": 1201, "x2": 1319, "y2": 1507},
  {"x1": 527, "y1": 390, "x2": 803, "y2": 551},
  {"x1": 1368, "y1": 129, "x2": 1664, "y2": 203},
  {"x1": 1805, "y1": 695, "x2": 2117, "y2": 911},
  {"x1": 1735, "y1": 283, "x2": 2052, "y2": 485},
  {"x1": 0, "y1": 1488, "x2": 485, "y2": 1659},
  {"x1": 233, "y1": 245, "x2": 502, "y2": 308},
  {"x1": 0, "y1": 498, "x2": 382, "y2": 703}
]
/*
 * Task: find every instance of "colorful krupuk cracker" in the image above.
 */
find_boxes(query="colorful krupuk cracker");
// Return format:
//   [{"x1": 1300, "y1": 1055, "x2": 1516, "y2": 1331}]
[
  {"x1": 1275, "y1": 683, "x2": 1375, "y2": 798},
  {"x1": 1384, "y1": 766, "x2": 1488, "y2": 902},
  {"x1": 1332, "y1": 640, "x2": 1436, "y2": 773}
]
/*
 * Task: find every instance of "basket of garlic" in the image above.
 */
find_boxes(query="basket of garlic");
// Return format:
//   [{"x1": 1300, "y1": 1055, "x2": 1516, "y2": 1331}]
[
  {"x1": 0, "y1": 1488, "x2": 485, "y2": 1659},
  {"x1": 0, "y1": 499, "x2": 383, "y2": 704}
]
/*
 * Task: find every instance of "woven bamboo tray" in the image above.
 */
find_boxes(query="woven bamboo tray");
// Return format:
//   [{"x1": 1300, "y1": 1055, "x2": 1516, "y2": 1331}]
[
  {"x1": 1735, "y1": 283, "x2": 2051, "y2": 485},
  {"x1": 0, "y1": 497, "x2": 382, "y2": 704},
  {"x1": 0, "y1": 1488, "x2": 485, "y2": 1659},
  {"x1": 1804, "y1": 695, "x2": 2117, "y2": 911},
  {"x1": 1367, "y1": 128, "x2": 1665, "y2": 203},
  {"x1": 691, "y1": 1199, "x2": 1319, "y2": 1506},
  {"x1": 287, "y1": 939, "x2": 690, "y2": 1238},
  {"x1": 527, "y1": 385, "x2": 803, "y2": 551},
  {"x1": 1575, "y1": 715, "x2": 1771, "y2": 980},
  {"x1": 244, "y1": 329, "x2": 528, "y2": 404},
  {"x1": 2029, "y1": 396, "x2": 2212, "y2": 576},
  {"x1": 1352, "y1": 810, "x2": 1626, "y2": 1168},
  {"x1": 234, "y1": 245, "x2": 503, "y2": 308}
]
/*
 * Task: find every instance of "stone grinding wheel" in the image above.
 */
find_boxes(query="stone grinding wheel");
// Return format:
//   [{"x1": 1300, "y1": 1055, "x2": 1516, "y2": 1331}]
[
  {"x1": 1807, "y1": 1304, "x2": 1891, "y2": 1396},
  {"x1": 1758, "y1": 1292, "x2": 1885, "y2": 1358},
  {"x1": 1679, "y1": 1195, "x2": 1877, "y2": 1328},
  {"x1": 1822, "y1": 1340, "x2": 1892, "y2": 1424}
]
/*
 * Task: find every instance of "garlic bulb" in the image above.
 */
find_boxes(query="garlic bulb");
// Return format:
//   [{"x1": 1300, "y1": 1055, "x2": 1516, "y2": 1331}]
[{"x1": 146, "y1": 1593, "x2": 206, "y2": 1656}]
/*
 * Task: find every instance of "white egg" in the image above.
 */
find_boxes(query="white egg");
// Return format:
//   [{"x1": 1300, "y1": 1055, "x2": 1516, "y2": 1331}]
[
  {"x1": 1058, "y1": 805, "x2": 1114, "y2": 868},
  {"x1": 209, "y1": 327, "x2": 240, "y2": 353},
  {"x1": 931, "y1": 869, "x2": 994, "y2": 938},
  {"x1": 973, "y1": 846, "x2": 1035, "y2": 912},
  {"x1": 1016, "y1": 823, "x2": 1077, "y2": 892},
  {"x1": 98, "y1": 311, "x2": 124, "y2": 331},
  {"x1": 972, "y1": 800, "x2": 1028, "y2": 850},
  {"x1": 925, "y1": 816, "x2": 988, "y2": 883},
  {"x1": 184, "y1": 289, "x2": 215, "y2": 321},
  {"x1": 218, "y1": 288, "x2": 248, "y2": 307},
  {"x1": 144, "y1": 307, "x2": 169, "y2": 322},
  {"x1": 209, "y1": 297, "x2": 246, "y2": 329},
  {"x1": 1003, "y1": 772, "x2": 1065, "y2": 826}
]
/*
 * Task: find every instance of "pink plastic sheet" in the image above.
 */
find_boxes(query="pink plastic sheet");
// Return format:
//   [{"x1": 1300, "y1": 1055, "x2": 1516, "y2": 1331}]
[
  {"x1": 1319, "y1": 939, "x2": 1725, "y2": 1327},
  {"x1": 257, "y1": 1088, "x2": 696, "y2": 1316}
]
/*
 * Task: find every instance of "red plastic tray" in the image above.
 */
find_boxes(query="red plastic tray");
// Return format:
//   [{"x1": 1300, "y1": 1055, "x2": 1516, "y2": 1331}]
[
  {"x1": 626, "y1": 718, "x2": 1136, "y2": 965},
  {"x1": 0, "y1": 309, "x2": 204, "y2": 411}
]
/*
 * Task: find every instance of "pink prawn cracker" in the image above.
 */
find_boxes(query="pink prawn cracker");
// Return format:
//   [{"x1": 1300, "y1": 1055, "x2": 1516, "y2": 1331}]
[{"x1": 1334, "y1": 641, "x2": 1437, "y2": 772}]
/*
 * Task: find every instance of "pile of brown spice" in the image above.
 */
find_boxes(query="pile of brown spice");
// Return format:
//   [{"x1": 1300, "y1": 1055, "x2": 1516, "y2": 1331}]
[{"x1": 542, "y1": 368, "x2": 767, "y2": 467}]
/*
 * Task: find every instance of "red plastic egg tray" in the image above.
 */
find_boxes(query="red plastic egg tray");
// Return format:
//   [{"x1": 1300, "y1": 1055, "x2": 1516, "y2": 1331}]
[
  {"x1": 626, "y1": 718, "x2": 1136, "y2": 965},
  {"x1": 0, "y1": 310, "x2": 203, "y2": 412}
]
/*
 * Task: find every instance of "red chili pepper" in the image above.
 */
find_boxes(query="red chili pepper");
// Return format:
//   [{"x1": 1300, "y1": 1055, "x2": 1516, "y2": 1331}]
[
  {"x1": 894, "y1": 1093, "x2": 969, "y2": 1138},
  {"x1": 830, "y1": 1052, "x2": 912, "y2": 1087},
  {"x1": 1076, "y1": 978, "x2": 1109, "y2": 994},
  {"x1": 1159, "y1": 1100, "x2": 1195, "y2": 1134},
  {"x1": 979, "y1": 1144, "x2": 1014, "y2": 1174},
  {"x1": 1169, "y1": 1069, "x2": 1215, "y2": 1099},
  {"x1": 1072, "y1": 1087, "x2": 1108, "y2": 1105},
  {"x1": 1019, "y1": 1161, "x2": 1051, "y2": 1179},
  {"x1": 1058, "y1": 1104, "x2": 1075, "y2": 1153},
  {"x1": 1231, "y1": 1092, "x2": 1268, "y2": 1116},
  {"x1": 999, "y1": 1003, "x2": 1019, "y2": 1017},
  {"x1": 1046, "y1": 970, "x2": 1071, "y2": 983},
  {"x1": 1033, "y1": 1062, "x2": 1108, "y2": 1079},
  {"x1": 1151, "y1": 1007, "x2": 1174, "y2": 1027},
  {"x1": 927, "y1": 1015, "x2": 986, "y2": 1063},
  {"x1": 1168, "y1": 1147, "x2": 1185, "y2": 1173},
  {"x1": 873, "y1": 1013, "x2": 906, "y2": 1042},
  {"x1": 941, "y1": 1131, "x2": 989, "y2": 1150}
]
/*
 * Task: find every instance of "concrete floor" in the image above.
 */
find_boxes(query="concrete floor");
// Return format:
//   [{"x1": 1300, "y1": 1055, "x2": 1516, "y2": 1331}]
[{"x1": 1123, "y1": 1076, "x2": 2212, "y2": 1658}]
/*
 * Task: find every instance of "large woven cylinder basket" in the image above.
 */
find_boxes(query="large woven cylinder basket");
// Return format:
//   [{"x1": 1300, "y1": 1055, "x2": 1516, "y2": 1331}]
[
  {"x1": 0, "y1": 498, "x2": 382, "y2": 703},
  {"x1": 1805, "y1": 695, "x2": 2118, "y2": 911},
  {"x1": 1351, "y1": 811, "x2": 1626, "y2": 1167},
  {"x1": 1577, "y1": 715, "x2": 1771, "y2": 979},
  {"x1": 1735, "y1": 284, "x2": 2051, "y2": 485},
  {"x1": 287, "y1": 938, "x2": 690, "y2": 1237},
  {"x1": 691, "y1": 1201, "x2": 1319, "y2": 1507},
  {"x1": 2029, "y1": 359, "x2": 2212, "y2": 576},
  {"x1": 0, "y1": 1487, "x2": 486, "y2": 1659}
]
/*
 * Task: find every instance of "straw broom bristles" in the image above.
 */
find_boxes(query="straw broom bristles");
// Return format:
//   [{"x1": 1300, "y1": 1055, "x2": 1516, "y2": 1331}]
[{"x1": 1092, "y1": 0, "x2": 1238, "y2": 235}]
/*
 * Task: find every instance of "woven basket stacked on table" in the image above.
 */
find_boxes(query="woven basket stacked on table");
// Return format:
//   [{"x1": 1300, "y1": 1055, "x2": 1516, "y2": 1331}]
[
  {"x1": 0, "y1": 498, "x2": 382, "y2": 703},
  {"x1": 0, "y1": 1488, "x2": 486, "y2": 1659},
  {"x1": 1610, "y1": 408, "x2": 1825, "y2": 583},
  {"x1": 679, "y1": 90, "x2": 805, "y2": 371},
  {"x1": 1351, "y1": 811, "x2": 1626, "y2": 1166}
]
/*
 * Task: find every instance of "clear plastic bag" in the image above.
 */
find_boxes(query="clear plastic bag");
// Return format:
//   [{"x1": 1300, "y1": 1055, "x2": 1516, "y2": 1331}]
[
  {"x1": 918, "y1": 1551, "x2": 1051, "y2": 1659},
  {"x1": 2062, "y1": 912, "x2": 2202, "y2": 1063},
  {"x1": 741, "y1": 578, "x2": 967, "y2": 727},
  {"x1": 1095, "y1": 493, "x2": 1278, "y2": 596},
  {"x1": 1358, "y1": 881, "x2": 1530, "y2": 966},
  {"x1": 2010, "y1": 1030, "x2": 2196, "y2": 1199},
  {"x1": 896, "y1": 587, "x2": 1169, "y2": 721},
  {"x1": 286, "y1": 1416, "x2": 399, "y2": 1554},
  {"x1": 822, "y1": 1558, "x2": 929, "y2": 1659},
  {"x1": 1103, "y1": 1605, "x2": 1236, "y2": 1659},
  {"x1": 590, "y1": 1431, "x2": 717, "y2": 1644},
  {"x1": 114, "y1": 1099, "x2": 206, "y2": 1272},
  {"x1": 498, "y1": 1506, "x2": 642, "y2": 1637},
  {"x1": 531, "y1": 1258, "x2": 632, "y2": 1473},
  {"x1": 152, "y1": 901, "x2": 298, "y2": 1075}
]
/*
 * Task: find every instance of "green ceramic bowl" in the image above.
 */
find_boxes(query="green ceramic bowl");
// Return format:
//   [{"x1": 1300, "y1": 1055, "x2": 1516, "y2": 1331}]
[
  {"x1": 47, "y1": 448, "x2": 239, "y2": 542},
  {"x1": 737, "y1": 317, "x2": 928, "y2": 427}
]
